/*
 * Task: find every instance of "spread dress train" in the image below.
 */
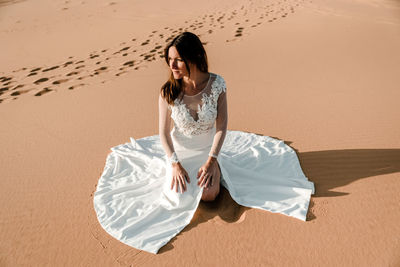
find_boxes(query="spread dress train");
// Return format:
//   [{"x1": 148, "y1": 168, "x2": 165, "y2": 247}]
[{"x1": 93, "y1": 73, "x2": 315, "y2": 254}]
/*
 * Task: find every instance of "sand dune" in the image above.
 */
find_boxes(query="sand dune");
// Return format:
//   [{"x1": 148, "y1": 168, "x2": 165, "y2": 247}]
[{"x1": 1, "y1": 0, "x2": 400, "y2": 266}]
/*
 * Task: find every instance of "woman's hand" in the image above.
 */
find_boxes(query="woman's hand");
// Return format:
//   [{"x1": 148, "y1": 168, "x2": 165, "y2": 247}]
[
  {"x1": 171, "y1": 162, "x2": 190, "y2": 194},
  {"x1": 197, "y1": 157, "x2": 219, "y2": 189}
]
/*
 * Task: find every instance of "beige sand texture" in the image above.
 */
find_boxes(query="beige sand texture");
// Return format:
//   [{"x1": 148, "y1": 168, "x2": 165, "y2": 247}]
[{"x1": 1, "y1": 0, "x2": 400, "y2": 265}]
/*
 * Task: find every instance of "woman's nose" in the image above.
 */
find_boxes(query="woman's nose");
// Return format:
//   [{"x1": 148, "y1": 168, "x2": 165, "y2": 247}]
[{"x1": 170, "y1": 60, "x2": 177, "y2": 69}]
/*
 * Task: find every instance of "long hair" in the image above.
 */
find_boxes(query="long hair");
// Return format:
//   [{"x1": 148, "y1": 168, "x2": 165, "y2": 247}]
[{"x1": 160, "y1": 32, "x2": 209, "y2": 105}]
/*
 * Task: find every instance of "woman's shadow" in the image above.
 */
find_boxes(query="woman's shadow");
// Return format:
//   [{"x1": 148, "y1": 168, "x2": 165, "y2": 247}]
[
  {"x1": 159, "y1": 185, "x2": 248, "y2": 253},
  {"x1": 159, "y1": 136, "x2": 400, "y2": 253}
]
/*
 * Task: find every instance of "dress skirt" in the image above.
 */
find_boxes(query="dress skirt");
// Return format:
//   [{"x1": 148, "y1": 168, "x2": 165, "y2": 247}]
[{"x1": 93, "y1": 128, "x2": 315, "y2": 254}]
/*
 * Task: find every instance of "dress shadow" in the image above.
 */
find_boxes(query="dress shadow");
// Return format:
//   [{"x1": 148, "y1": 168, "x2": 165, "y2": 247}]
[
  {"x1": 298, "y1": 148, "x2": 400, "y2": 197},
  {"x1": 159, "y1": 186, "x2": 249, "y2": 254},
  {"x1": 265, "y1": 134, "x2": 400, "y2": 198}
]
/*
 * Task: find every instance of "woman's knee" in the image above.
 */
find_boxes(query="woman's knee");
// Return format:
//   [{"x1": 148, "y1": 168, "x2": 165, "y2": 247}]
[
  {"x1": 201, "y1": 186, "x2": 220, "y2": 202},
  {"x1": 201, "y1": 162, "x2": 221, "y2": 202},
  {"x1": 201, "y1": 192, "x2": 215, "y2": 202}
]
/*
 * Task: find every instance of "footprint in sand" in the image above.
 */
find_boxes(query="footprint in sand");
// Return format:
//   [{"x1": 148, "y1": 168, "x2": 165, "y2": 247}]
[
  {"x1": 1, "y1": 0, "x2": 306, "y2": 104},
  {"x1": 12, "y1": 84, "x2": 24, "y2": 90},
  {"x1": 115, "y1": 71, "x2": 128, "y2": 77},
  {"x1": 77, "y1": 76, "x2": 87, "y2": 80},
  {"x1": 0, "y1": 87, "x2": 9, "y2": 95},
  {"x1": 42, "y1": 66, "x2": 59, "y2": 72},
  {"x1": 235, "y1": 27, "x2": 244, "y2": 37},
  {"x1": 1, "y1": 77, "x2": 12, "y2": 83},
  {"x1": 140, "y1": 40, "x2": 150, "y2": 46},
  {"x1": 123, "y1": 60, "x2": 135, "y2": 67},
  {"x1": 93, "y1": 66, "x2": 108, "y2": 75},
  {"x1": 52, "y1": 79, "x2": 69, "y2": 85},
  {"x1": 33, "y1": 77, "x2": 49, "y2": 85},
  {"x1": 66, "y1": 71, "x2": 79, "y2": 77},
  {"x1": 120, "y1": 46, "x2": 130, "y2": 52},
  {"x1": 68, "y1": 83, "x2": 85, "y2": 90},
  {"x1": 63, "y1": 61, "x2": 74, "y2": 67},
  {"x1": 9, "y1": 91, "x2": 19, "y2": 96},
  {"x1": 11, "y1": 89, "x2": 30, "y2": 96},
  {"x1": 34, "y1": 88, "x2": 54, "y2": 96},
  {"x1": 112, "y1": 46, "x2": 130, "y2": 55},
  {"x1": 143, "y1": 53, "x2": 156, "y2": 62}
]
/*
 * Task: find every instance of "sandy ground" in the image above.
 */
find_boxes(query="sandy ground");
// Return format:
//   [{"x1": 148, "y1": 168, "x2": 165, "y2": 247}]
[{"x1": 1, "y1": 0, "x2": 400, "y2": 266}]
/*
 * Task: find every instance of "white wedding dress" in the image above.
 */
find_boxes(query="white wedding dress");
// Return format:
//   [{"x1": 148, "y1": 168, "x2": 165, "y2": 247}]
[{"x1": 93, "y1": 73, "x2": 315, "y2": 254}]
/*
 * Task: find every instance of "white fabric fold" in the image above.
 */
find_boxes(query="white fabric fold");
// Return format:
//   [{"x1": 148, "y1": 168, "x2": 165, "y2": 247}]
[{"x1": 93, "y1": 130, "x2": 314, "y2": 254}]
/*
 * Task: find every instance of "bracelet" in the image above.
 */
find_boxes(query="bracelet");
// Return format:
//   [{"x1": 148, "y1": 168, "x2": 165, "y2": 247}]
[
  {"x1": 208, "y1": 153, "x2": 218, "y2": 159},
  {"x1": 169, "y1": 152, "x2": 179, "y2": 164}
]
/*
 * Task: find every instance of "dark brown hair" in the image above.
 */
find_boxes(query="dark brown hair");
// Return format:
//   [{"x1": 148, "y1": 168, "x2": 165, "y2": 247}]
[{"x1": 160, "y1": 32, "x2": 209, "y2": 105}]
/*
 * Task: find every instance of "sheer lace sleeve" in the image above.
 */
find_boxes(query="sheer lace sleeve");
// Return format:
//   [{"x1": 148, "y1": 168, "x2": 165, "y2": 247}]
[
  {"x1": 209, "y1": 81, "x2": 228, "y2": 158},
  {"x1": 158, "y1": 94, "x2": 179, "y2": 163}
]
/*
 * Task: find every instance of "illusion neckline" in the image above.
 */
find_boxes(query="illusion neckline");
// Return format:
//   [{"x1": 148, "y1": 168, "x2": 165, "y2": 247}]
[{"x1": 183, "y1": 73, "x2": 213, "y2": 97}]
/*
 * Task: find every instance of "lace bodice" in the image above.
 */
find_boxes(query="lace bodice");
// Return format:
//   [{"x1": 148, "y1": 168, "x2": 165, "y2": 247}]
[
  {"x1": 158, "y1": 72, "x2": 228, "y2": 162},
  {"x1": 168, "y1": 73, "x2": 226, "y2": 137}
]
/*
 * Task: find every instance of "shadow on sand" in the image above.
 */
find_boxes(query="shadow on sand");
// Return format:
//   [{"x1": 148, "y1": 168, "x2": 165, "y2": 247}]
[
  {"x1": 159, "y1": 185, "x2": 249, "y2": 253},
  {"x1": 160, "y1": 143, "x2": 400, "y2": 253},
  {"x1": 298, "y1": 148, "x2": 400, "y2": 197}
]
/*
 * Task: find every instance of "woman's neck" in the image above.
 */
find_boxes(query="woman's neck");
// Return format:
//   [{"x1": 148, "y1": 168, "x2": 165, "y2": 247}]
[{"x1": 182, "y1": 70, "x2": 209, "y2": 93}]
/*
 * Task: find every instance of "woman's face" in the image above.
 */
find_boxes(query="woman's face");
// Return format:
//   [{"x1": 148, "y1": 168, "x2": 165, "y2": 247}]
[{"x1": 168, "y1": 46, "x2": 189, "y2": 79}]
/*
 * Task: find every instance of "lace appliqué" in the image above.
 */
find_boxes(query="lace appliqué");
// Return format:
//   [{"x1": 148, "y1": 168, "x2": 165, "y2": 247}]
[
  {"x1": 169, "y1": 75, "x2": 226, "y2": 137},
  {"x1": 169, "y1": 152, "x2": 180, "y2": 164}
]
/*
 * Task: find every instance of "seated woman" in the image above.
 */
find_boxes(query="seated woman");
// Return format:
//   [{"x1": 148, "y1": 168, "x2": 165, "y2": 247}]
[{"x1": 93, "y1": 31, "x2": 315, "y2": 254}]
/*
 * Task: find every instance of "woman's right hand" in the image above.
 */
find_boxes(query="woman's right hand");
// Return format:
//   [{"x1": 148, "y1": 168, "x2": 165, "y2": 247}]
[{"x1": 171, "y1": 162, "x2": 190, "y2": 193}]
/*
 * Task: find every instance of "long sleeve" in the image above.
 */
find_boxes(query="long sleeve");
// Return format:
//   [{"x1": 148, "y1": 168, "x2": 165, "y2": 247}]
[
  {"x1": 209, "y1": 88, "x2": 228, "y2": 158},
  {"x1": 158, "y1": 94, "x2": 177, "y2": 161}
]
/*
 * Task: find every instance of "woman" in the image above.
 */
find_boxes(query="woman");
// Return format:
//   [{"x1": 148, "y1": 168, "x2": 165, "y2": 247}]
[
  {"x1": 159, "y1": 32, "x2": 227, "y2": 202},
  {"x1": 93, "y1": 32, "x2": 314, "y2": 254}
]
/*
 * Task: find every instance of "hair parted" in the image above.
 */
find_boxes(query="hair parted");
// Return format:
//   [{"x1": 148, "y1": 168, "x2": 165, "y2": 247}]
[{"x1": 160, "y1": 32, "x2": 209, "y2": 105}]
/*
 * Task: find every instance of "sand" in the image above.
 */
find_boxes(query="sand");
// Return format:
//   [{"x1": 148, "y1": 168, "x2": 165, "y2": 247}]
[{"x1": 1, "y1": 0, "x2": 400, "y2": 266}]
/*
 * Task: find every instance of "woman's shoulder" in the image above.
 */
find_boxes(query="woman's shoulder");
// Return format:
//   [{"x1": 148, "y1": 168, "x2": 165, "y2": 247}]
[
  {"x1": 210, "y1": 72, "x2": 227, "y2": 92},
  {"x1": 210, "y1": 72, "x2": 224, "y2": 81}
]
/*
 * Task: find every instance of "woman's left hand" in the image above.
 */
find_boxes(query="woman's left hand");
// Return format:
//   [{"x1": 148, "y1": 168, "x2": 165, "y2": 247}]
[{"x1": 197, "y1": 157, "x2": 219, "y2": 189}]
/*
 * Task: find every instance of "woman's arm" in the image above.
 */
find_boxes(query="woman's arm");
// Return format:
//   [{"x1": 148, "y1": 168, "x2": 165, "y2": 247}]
[
  {"x1": 198, "y1": 89, "x2": 228, "y2": 188},
  {"x1": 158, "y1": 93, "x2": 177, "y2": 161},
  {"x1": 159, "y1": 93, "x2": 191, "y2": 193},
  {"x1": 208, "y1": 89, "x2": 228, "y2": 161}
]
